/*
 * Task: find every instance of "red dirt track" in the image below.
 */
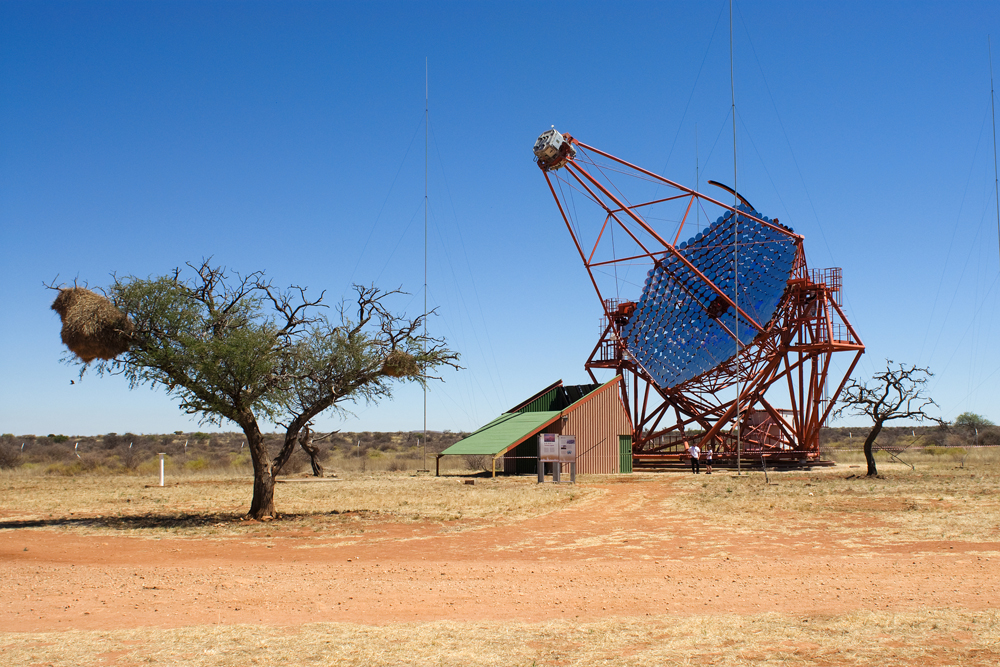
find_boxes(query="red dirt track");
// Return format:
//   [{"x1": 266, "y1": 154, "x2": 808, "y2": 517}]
[{"x1": 2, "y1": 476, "x2": 998, "y2": 631}]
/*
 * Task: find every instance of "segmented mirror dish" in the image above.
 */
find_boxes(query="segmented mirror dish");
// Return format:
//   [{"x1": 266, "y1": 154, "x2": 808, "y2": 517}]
[{"x1": 619, "y1": 205, "x2": 797, "y2": 390}]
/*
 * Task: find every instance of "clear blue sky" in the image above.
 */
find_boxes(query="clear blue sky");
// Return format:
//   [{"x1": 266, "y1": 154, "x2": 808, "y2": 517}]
[{"x1": 2, "y1": 0, "x2": 998, "y2": 437}]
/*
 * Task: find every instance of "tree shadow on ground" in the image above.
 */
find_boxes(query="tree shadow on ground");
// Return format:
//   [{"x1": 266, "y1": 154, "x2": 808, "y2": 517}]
[{"x1": 0, "y1": 509, "x2": 378, "y2": 531}]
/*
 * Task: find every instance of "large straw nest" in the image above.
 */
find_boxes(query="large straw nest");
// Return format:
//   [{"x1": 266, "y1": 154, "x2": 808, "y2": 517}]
[
  {"x1": 51, "y1": 287, "x2": 134, "y2": 363},
  {"x1": 381, "y1": 349, "x2": 420, "y2": 378}
]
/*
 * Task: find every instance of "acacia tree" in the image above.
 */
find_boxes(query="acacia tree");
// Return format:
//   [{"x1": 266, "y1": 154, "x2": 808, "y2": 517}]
[
  {"x1": 954, "y1": 412, "x2": 994, "y2": 430},
  {"x1": 266, "y1": 284, "x2": 457, "y2": 482},
  {"x1": 84, "y1": 261, "x2": 457, "y2": 518},
  {"x1": 834, "y1": 360, "x2": 943, "y2": 477}
]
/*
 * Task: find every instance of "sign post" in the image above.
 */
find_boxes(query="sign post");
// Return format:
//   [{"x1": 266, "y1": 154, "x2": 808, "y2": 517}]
[
  {"x1": 538, "y1": 433, "x2": 576, "y2": 483},
  {"x1": 559, "y1": 435, "x2": 577, "y2": 483},
  {"x1": 538, "y1": 433, "x2": 558, "y2": 483}
]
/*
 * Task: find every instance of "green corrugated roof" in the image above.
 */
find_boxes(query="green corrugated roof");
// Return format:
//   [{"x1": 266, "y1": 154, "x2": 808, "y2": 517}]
[
  {"x1": 517, "y1": 387, "x2": 561, "y2": 413},
  {"x1": 440, "y1": 411, "x2": 561, "y2": 456}
]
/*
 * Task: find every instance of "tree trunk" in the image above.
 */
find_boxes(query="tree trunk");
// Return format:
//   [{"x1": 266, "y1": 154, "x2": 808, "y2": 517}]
[
  {"x1": 862, "y1": 422, "x2": 883, "y2": 477},
  {"x1": 240, "y1": 416, "x2": 276, "y2": 519},
  {"x1": 272, "y1": 415, "x2": 310, "y2": 476},
  {"x1": 298, "y1": 428, "x2": 324, "y2": 477}
]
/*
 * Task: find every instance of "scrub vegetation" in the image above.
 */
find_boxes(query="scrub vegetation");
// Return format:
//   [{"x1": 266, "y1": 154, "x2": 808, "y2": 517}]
[
  {"x1": 0, "y1": 430, "x2": 470, "y2": 477},
  {"x1": 5, "y1": 423, "x2": 997, "y2": 477}
]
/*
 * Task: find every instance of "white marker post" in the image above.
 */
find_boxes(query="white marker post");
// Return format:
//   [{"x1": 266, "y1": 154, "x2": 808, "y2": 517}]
[{"x1": 159, "y1": 453, "x2": 166, "y2": 487}]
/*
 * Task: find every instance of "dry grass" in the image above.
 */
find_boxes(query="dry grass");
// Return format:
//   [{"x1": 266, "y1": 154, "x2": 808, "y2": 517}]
[
  {"x1": 0, "y1": 471, "x2": 590, "y2": 537},
  {"x1": 5, "y1": 458, "x2": 1000, "y2": 665},
  {"x1": 666, "y1": 453, "x2": 1000, "y2": 545},
  {"x1": 2, "y1": 610, "x2": 998, "y2": 666}
]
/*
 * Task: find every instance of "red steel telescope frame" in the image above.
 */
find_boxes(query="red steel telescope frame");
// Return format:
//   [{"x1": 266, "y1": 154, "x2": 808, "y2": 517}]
[{"x1": 536, "y1": 131, "x2": 865, "y2": 464}]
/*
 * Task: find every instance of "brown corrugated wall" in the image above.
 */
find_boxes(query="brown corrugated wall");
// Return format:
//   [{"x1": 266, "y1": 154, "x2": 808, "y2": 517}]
[{"x1": 563, "y1": 378, "x2": 633, "y2": 474}]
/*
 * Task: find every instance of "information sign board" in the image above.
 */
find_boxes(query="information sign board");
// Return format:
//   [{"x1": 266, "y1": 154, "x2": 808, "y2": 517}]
[
  {"x1": 538, "y1": 433, "x2": 559, "y2": 461},
  {"x1": 558, "y1": 435, "x2": 577, "y2": 462}
]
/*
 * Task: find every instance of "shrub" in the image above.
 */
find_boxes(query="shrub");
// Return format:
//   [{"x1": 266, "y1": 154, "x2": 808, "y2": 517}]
[
  {"x1": 45, "y1": 461, "x2": 80, "y2": 475},
  {"x1": 465, "y1": 455, "x2": 490, "y2": 472},
  {"x1": 981, "y1": 430, "x2": 1000, "y2": 447},
  {"x1": 184, "y1": 457, "x2": 208, "y2": 471},
  {"x1": 925, "y1": 446, "x2": 966, "y2": 459},
  {"x1": 120, "y1": 444, "x2": 141, "y2": 471},
  {"x1": 228, "y1": 451, "x2": 251, "y2": 469},
  {"x1": 0, "y1": 440, "x2": 21, "y2": 469}
]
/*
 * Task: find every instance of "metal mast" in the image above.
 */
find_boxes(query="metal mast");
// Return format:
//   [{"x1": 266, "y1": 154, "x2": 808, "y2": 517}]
[
  {"x1": 990, "y1": 37, "x2": 1000, "y2": 266},
  {"x1": 730, "y1": 0, "x2": 742, "y2": 474},
  {"x1": 423, "y1": 57, "x2": 428, "y2": 471}
]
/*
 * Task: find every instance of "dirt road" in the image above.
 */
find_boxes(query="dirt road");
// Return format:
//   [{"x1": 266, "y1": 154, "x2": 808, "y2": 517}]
[{"x1": 2, "y1": 476, "x2": 998, "y2": 632}]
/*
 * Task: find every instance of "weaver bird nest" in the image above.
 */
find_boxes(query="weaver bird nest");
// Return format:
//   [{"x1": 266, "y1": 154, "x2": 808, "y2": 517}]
[
  {"x1": 51, "y1": 288, "x2": 133, "y2": 363},
  {"x1": 381, "y1": 349, "x2": 420, "y2": 378}
]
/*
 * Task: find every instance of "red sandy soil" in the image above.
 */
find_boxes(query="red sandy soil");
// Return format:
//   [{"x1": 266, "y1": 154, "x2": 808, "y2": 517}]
[{"x1": 1, "y1": 476, "x2": 998, "y2": 632}]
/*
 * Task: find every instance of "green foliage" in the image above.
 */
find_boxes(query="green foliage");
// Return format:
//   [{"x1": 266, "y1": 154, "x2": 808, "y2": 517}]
[
  {"x1": 61, "y1": 262, "x2": 459, "y2": 517},
  {"x1": 49, "y1": 434, "x2": 70, "y2": 443},
  {"x1": 101, "y1": 269, "x2": 282, "y2": 427},
  {"x1": 954, "y1": 412, "x2": 994, "y2": 430},
  {"x1": 184, "y1": 457, "x2": 209, "y2": 471},
  {"x1": 228, "y1": 451, "x2": 251, "y2": 468}
]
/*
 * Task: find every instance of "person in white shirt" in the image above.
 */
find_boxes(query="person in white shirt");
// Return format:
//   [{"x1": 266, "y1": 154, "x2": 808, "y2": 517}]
[
  {"x1": 706, "y1": 446, "x2": 713, "y2": 475},
  {"x1": 689, "y1": 443, "x2": 701, "y2": 474}
]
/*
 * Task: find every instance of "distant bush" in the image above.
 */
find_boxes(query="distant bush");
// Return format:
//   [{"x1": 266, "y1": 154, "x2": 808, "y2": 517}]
[
  {"x1": 0, "y1": 440, "x2": 20, "y2": 469},
  {"x1": 0, "y1": 430, "x2": 469, "y2": 476},
  {"x1": 184, "y1": 457, "x2": 209, "y2": 472},
  {"x1": 982, "y1": 430, "x2": 1000, "y2": 447},
  {"x1": 44, "y1": 461, "x2": 79, "y2": 476},
  {"x1": 228, "y1": 451, "x2": 251, "y2": 469},
  {"x1": 925, "y1": 446, "x2": 966, "y2": 459},
  {"x1": 465, "y1": 455, "x2": 489, "y2": 472}
]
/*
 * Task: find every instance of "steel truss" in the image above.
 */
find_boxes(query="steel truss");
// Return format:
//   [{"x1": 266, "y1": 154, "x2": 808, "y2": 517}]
[{"x1": 537, "y1": 132, "x2": 865, "y2": 464}]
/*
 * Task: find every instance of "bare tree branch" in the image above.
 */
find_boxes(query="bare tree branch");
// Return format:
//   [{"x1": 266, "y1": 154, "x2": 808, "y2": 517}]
[{"x1": 834, "y1": 360, "x2": 943, "y2": 476}]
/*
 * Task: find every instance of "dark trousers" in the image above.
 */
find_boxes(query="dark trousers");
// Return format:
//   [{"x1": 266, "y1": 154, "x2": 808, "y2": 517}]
[{"x1": 691, "y1": 457, "x2": 700, "y2": 473}]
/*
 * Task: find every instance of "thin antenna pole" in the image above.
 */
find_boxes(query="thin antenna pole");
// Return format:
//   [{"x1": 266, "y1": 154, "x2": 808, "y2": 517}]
[
  {"x1": 423, "y1": 57, "x2": 428, "y2": 471},
  {"x1": 730, "y1": 0, "x2": 741, "y2": 475},
  {"x1": 990, "y1": 37, "x2": 1000, "y2": 266},
  {"x1": 696, "y1": 123, "x2": 700, "y2": 233}
]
